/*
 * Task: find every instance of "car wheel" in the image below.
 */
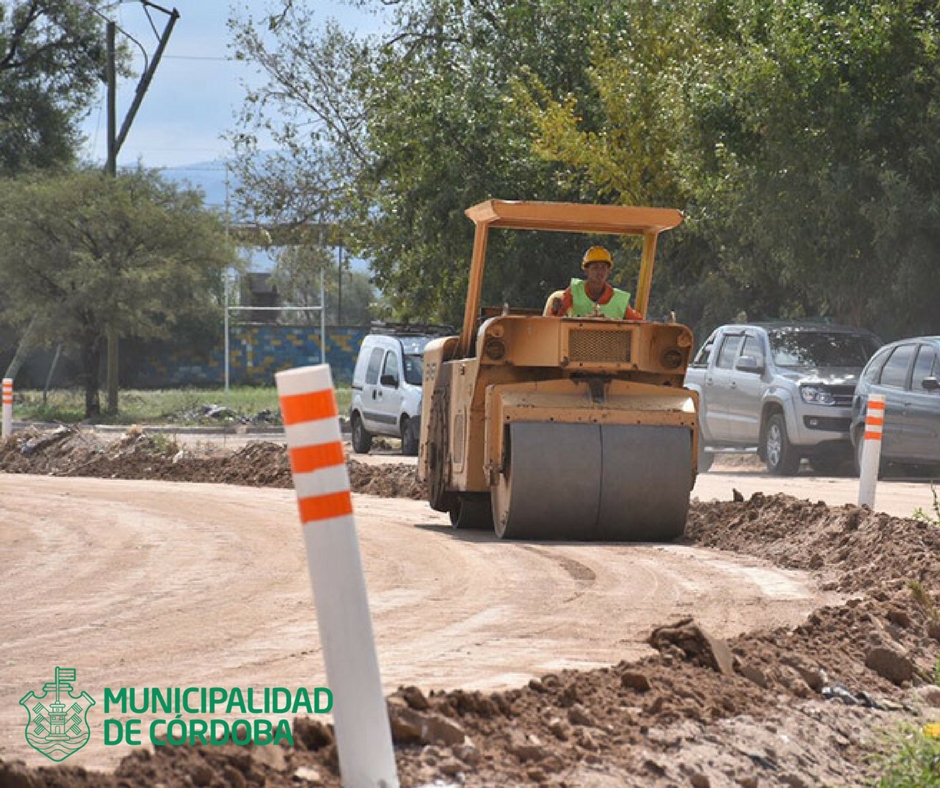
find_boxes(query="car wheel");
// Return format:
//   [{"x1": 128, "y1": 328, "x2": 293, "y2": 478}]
[
  {"x1": 351, "y1": 413, "x2": 373, "y2": 454},
  {"x1": 764, "y1": 414, "x2": 801, "y2": 475},
  {"x1": 401, "y1": 417, "x2": 419, "y2": 456}
]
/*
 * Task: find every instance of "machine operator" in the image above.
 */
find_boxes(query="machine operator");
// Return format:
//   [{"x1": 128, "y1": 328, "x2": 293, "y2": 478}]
[{"x1": 549, "y1": 246, "x2": 644, "y2": 320}]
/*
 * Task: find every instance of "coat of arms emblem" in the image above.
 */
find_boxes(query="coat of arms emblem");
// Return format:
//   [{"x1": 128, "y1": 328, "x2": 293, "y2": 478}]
[{"x1": 19, "y1": 667, "x2": 95, "y2": 761}]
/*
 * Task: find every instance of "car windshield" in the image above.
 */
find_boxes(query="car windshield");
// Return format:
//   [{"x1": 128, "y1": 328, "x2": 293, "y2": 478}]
[
  {"x1": 397, "y1": 336, "x2": 434, "y2": 385},
  {"x1": 769, "y1": 330, "x2": 879, "y2": 369},
  {"x1": 400, "y1": 336, "x2": 432, "y2": 355},
  {"x1": 403, "y1": 354, "x2": 423, "y2": 385}
]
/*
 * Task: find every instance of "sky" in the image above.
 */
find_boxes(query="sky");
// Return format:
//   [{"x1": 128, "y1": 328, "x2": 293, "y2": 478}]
[{"x1": 79, "y1": 0, "x2": 381, "y2": 213}]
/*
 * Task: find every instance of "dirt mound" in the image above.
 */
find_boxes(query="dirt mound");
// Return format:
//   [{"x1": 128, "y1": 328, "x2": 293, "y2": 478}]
[
  {"x1": 0, "y1": 426, "x2": 424, "y2": 498},
  {"x1": 5, "y1": 428, "x2": 940, "y2": 786},
  {"x1": 689, "y1": 491, "x2": 940, "y2": 596}
]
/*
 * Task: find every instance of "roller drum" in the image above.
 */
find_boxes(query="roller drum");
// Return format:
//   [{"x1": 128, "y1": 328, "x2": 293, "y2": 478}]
[{"x1": 491, "y1": 421, "x2": 690, "y2": 541}]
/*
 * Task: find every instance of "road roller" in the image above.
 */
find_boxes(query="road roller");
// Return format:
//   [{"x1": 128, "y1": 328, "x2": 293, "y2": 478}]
[{"x1": 416, "y1": 200, "x2": 700, "y2": 540}]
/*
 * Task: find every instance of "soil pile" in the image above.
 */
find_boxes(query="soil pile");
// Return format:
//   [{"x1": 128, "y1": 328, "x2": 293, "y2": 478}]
[
  {"x1": 0, "y1": 426, "x2": 424, "y2": 498},
  {"x1": 3, "y1": 427, "x2": 940, "y2": 787}
]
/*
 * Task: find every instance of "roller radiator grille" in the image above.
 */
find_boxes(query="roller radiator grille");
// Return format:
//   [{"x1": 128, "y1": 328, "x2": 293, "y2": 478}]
[{"x1": 568, "y1": 329, "x2": 632, "y2": 363}]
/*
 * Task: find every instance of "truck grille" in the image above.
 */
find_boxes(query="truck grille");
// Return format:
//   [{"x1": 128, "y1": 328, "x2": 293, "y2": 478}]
[
  {"x1": 829, "y1": 385, "x2": 855, "y2": 407},
  {"x1": 568, "y1": 328, "x2": 632, "y2": 363}
]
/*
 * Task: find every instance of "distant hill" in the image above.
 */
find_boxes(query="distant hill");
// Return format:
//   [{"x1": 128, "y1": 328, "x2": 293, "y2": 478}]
[{"x1": 159, "y1": 160, "x2": 232, "y2": 214}]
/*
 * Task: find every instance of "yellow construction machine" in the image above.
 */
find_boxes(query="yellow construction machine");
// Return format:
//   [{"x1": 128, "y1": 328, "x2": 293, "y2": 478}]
[{"x1": 417, "y1": 200, "x2": 699, "y2": 540}]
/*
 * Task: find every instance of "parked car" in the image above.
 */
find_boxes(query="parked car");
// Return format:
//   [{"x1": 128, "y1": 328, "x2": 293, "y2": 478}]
[
  {"x1": 349, "y1": 326, "x2": 451, "y2": 456},
  {"x1": 685, "y1": 322, "x2": 882, "y2": 475},
  {"x1": 850, "y1": 336, "x2": 940, "y2": 475}
]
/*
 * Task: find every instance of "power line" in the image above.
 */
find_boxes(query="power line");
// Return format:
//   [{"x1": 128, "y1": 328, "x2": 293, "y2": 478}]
[
  {"x1": 160, "y1": 164, "x2": 231, "y2": 171},
  {"x1": 161, "y1": 54, "x2": 240, "y2": 62}
]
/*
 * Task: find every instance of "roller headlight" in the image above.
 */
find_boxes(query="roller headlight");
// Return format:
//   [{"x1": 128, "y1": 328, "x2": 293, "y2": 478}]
[
  {"x1": 484, "y1": 338, "x2": 506, "y2": 360},
  {"x1": 660, "y1": 347, "x2": 684, "y2": 369}
]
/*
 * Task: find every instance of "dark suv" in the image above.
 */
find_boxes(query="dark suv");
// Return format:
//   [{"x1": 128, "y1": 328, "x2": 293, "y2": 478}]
[{"x1": 850, "y1": 336, "x2": 940, "y2": 474}]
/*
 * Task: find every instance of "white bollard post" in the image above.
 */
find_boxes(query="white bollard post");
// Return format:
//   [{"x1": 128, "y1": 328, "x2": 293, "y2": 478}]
[
  {"x1": 1, "y1": 378, "x2": 12, "y2": 439},
  {"x1": 275, "y1": 364, "x2": 399, "y2": 788},
  {"x1": 857, "y1": 394, "x2": 885, "y2": 509}
]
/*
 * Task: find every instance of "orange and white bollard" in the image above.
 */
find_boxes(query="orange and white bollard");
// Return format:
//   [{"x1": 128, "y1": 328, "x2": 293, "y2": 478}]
[
  {"x1": 275, "y1": 364, "x2": 399, "y2": 788},
  {"x1": 1, "y1": 378, "x2": 12, "y2": 439},
  {"x1": 857, "y1": 394, "x2": 885, "y2": 509}
]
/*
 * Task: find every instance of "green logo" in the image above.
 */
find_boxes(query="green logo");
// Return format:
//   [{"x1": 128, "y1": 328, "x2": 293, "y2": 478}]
[{"x1": 19, "y1": 667, "x2": 96, "y2": 762}]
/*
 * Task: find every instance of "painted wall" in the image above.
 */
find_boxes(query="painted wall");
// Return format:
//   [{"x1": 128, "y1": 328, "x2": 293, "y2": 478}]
[
  {"x1": 3, "y1": 325, "x2": 371, "y2": 389},
  {"x1": 129, "y1": 325, "x2": 370, "y2": 387}
]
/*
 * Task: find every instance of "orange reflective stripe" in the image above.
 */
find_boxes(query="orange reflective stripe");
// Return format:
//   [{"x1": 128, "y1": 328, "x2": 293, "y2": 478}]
[
  {"x1": 864, "y1": 430, "x2": 883, "y2": 441},
  {"x1": 280, "y1": 390, "x2": 338, "y2": 425},
  {"x1": 298, "y1": 491, "x2": 354, "y2": 522},
  {"x1": 865, "y1": 415, "x2": 884, "y2": 427},
  {"x1": 867, "y1": 400, "x2": 885, "y2": 411},
  {"x1": 289, "y1": 442, "x2": 345, "y2": 473}
]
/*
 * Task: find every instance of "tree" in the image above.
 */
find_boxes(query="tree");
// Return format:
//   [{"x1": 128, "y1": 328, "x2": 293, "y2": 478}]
[
  {"x1": 521, "y1": 0, "x2": 940, "y2": 339},
  {"x1": 0, "y1": 168, "x2": 236, "y2": 417},
  {"x1": 703, "y1": 0, "x2": 940, "y2": 340},
  {"x1": 231, "y1": 0, "x2": 940, "y2": 340},
  {"x1": 0, "y1": 1, "x2": 126, "y2": 175},
  {"x1": 269, "y1": 242, "x2": 376, "y2": 325},
  {"x1": 228, "y1": 0, "x2": 637, "y2": 324},
  {"x1": 513, "y1": 0, "x2": 726, "y2": 331}
]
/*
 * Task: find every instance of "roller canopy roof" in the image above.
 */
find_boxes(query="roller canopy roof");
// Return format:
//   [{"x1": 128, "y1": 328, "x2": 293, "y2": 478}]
[{"x1": 465, "y1": 200, "x2": 683, "y2": 235}]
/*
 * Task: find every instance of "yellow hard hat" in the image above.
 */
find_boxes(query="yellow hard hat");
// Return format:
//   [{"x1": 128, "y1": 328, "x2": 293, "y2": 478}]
[{"x1": 582, "y1": 246, "x2": 613, "y2": 269}]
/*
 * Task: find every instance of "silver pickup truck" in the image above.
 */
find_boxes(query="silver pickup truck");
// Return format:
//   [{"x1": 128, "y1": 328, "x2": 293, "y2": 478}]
[{"x1": 684, "y1": 322, "x2": 881, "y2": 475}]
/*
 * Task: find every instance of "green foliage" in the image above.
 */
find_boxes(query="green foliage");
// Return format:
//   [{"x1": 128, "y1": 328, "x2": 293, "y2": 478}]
[
  {"x1": 908, "y1": 580, "x2": 940, "y2": 630},
  {"x1": 229, "y1": 0, "x2": 940, "y2": 341},
  {"x1": 0, "y1": 1, "x2": 129, "y2": 175},
  {"x1": 714, "y1": 0, "x2": 940, "y2": 340},
  {"x1": 594, "y1": 0, "x2": 940, "y2": 337},
  {"x1": 352, "y1": 0, "x2": 633, "y2": 322},
  {"x1": 913, "y1": 485, "x2": 940, "y2": 525},
  {"x1": 229, "y1": 0, "x2": 630, "y2": 324},
  {"x1": 12, "y1": 386, "x2": 352, "y2": 426},
  {"x1": 875, "y1": 725, "x2": 940, "y2": 787},
  {"x1": 0, "y1": 168, "x2": 236, "y2": 417},
  {"x1": 269, "y1": 243, "x2": 376, "y2": 325}
]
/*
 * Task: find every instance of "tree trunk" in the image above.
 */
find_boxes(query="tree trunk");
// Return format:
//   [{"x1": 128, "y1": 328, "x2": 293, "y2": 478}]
[{"x1": 80, "y1": 333, "x2": 102, "y2": 419}]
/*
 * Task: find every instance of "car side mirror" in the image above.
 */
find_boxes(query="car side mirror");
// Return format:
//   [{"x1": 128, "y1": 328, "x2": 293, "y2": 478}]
[
  {"x1": 734, "y1": 355, "x2": 765, "y2": 374},
  {"x1": 380, "y1": 373, "x2": 399, "y2": 388},
  {"x1": 922, "y1": 376, "x2": 940, "y2": 392}
]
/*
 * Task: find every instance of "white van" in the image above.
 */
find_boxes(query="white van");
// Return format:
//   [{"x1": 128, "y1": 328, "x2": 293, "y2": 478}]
[{"x1": 349, "y1": 330, "x2": 441, "y2": 455}]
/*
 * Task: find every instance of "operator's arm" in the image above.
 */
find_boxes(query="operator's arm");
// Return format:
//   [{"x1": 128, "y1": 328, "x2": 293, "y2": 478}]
[
  {"x1": 624, "y1": 305, "x2": 643, "y2": 320},
  {"x1": 551, "y1": 289, "x2": 574, "y2": 316}
]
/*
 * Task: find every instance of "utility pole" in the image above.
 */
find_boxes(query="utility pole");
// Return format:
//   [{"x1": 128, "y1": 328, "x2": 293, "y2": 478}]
[
  {"x1": 104, "y1": 2, "x2": 180, "y2": 414},
  {"x1": 106, "y1": 22, "x2": 117, "y2": 177},
  {"x1": 337, "y1": 243, "x2": 344, "y2": 325},
  {"x1": 105, "y1": 20, "x2": 117, "y2": 417}
]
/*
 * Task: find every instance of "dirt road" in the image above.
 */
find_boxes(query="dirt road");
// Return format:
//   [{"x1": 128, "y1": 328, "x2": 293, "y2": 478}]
[
  {"x1": 4, "y1": 428, "x2": 940, "y2": 787},
  {"x1": 1, "y1": 472, "x2": 848, "y2": 773}
]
